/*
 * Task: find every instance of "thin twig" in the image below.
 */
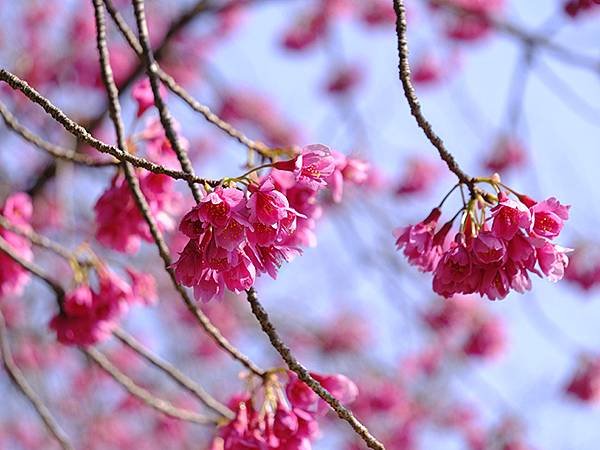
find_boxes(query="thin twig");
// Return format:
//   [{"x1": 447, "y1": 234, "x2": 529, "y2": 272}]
[
  {"x1": 103, "y1": 0, "x2": 270, "y2": 157},
  {"x1": 132, "y1": 0, "x2": 202, "y2": 202},
  {"x1": 90, "y1": 0, "x2": 263, "y2": 378},
  {"x1": 0, "y1": 69, "x2": 219, "y2": 186},
  {"x1": 0, "y1": 234, "x2": 65, "y2": 305},
  {"x1": 0, "y1": 214, "x2": 73, "y2": 261},
  {"x1": 83, "y1": 347, "x2": 218, "y2": 426},
  {"x1": 393, "y1": 0, "x2": 475, "y2": 194},
  {"x1": 0, "y1": 100, "x2": 117, "y2": 167},
  {"x1": 113, "y1": 327, "x2": 234, "y2": 419},
  {"x1": 246, "y1": 287, "x2": 385, "y2": 450},
  {"x1": 0, "y1": 311, "x2": 75, "y2": 450}
]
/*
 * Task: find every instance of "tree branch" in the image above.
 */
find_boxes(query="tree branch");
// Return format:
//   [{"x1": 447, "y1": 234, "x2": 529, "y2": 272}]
[
  {"x1": 246, "y1": 288, "x2": 385, "y2": 450},
  {"x1": 90, "y1": 0, "x2": 264, "y2": 378},
  {"x1": 0, "y1": 69, "x2": 219, "y2": 186},
  {"x1": 103, "y1": 0, "x2": 271, "y2": 156},
  {"x1": 113, "y1": 327, "x2": 234, "y2": 420},
  {"x1": 0, "y1": 311, "x2": 75, "y2": 450},
  {"x1": 83, "y1": 347, "x2": 218, "y2": 426},
  {"x1": 132, "y1": 0, "x2": 203, "y2": 202},
  {"x1": 393, "y1": 0, "x2": 474, "y2": 193},
  {"x1": 0, "y1": 100, "x2": 117, "y2": 168}
]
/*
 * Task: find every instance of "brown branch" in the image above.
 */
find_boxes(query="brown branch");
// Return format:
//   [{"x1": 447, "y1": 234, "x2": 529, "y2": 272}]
[
  {"x1": 132, "y1": 0, "x2": 203, "y2": 202},
  {"x1": 0, "y1": 311, "x2": 75, "y2": 450},
  {"x1": 0, "y1": 69, "x2": 219, "y2": 186},
  {"x1": 103, "y1": 0, "x2": 271, "y2": 156},
  {"x1": 0, "y1": 100, "x2": 117, "y2": 168},
  {"x1": 393, "y1": 0, "x2": 474, "y2": 193},
  {"x1": 113, "y1": 327, "x2": 234, "y2": 420},
  {"x1": 90, "y1": 0, "x2": 263, "y2": 378},
  {"x1": 25, "y1": 0, "x2": 214, "y2": 197},
  {"x1": 83, "y1": 347, "x2": 217, "y2": 426},
  {"x1": 0, "y1": 214, "x2": 74, "y2": 261},
  {"x1": 246, "y1": 288, "x2": 385, "y2": 450},
  {"x1": 0, "y1": 234, "x2": 65, "y2": 305}
]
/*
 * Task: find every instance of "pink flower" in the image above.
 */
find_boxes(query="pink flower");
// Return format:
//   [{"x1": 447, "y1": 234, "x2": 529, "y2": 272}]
[
  {"x1": 536, "y1": 241, "x2": 570, "y2": 282},
  {"x1": 49, "y1": 269, "x2": 132, "y2": 347},
  {"x1": 432, "y1": 239, "x2": 475, "y2": 297},
  {"x1": 412, "y1": 54, "x2": 443, "y2": 85},
  {"x1": 472, "y1": 230, "x2": 506, "y2": 264},
  {"x1": 565, "y1": 356, "x2": 600, "y2": 403},
  {"x1": 530, "y1": 197, "x2": 570, "y2": 239},
  {"x1": 95, "y1": 173, "x2": 181, "y2": 254},
  {"x1": 396, "y1": 209, "x2": 446, "y2": 272},
  {"x1": 274, "y1": 144, "x2": 335, "y2": 189},
  {"x1": 248, "y1": 177, "x2": 293, "y2": 226},
  {"x1": 395, "y1": 157, "x2": 441, "y2": 196},
  {"x1": 484, "y1": 137, "x2": 526, "y2": 172},
  {"x1": 490, "y1": 192, "x2": 531, "y2": 241},
  {"x1": 325, "y1": 65, "x2": 362, "y2": 94},
  {"x1": 197, "y1": 187, "x2": 246, "y2": 229},
  {"x1": 126, "y1": 268, "x2": 158, "y2": 306},
  {"x1": 326, "y1": 151, "x2": 370, "y2": 203},
  {"x1": 0, "y1": 193, "x2": 33, "y2": 297},
  {"x1": 131, "y1": 77, "x2": 167, "y2": 117},
  {"x1": 463, "y1": 317, "x2": 505, "y2": 359}
]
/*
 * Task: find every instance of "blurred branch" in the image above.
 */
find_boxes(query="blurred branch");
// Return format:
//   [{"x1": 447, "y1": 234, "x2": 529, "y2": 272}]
[
  {"x1": 0, "y1": 234, "x2": 65, "y2": 306},
  {"x1": 246, "y1": 287, "x2": 386, "y2": 450},
  {"x1": 113, "y1": 327, "x2": 234, "y2": 420},
  {"x1": 0, "y1": 101, "x2": 117, "y2": 168},
  {"x1": 0, "y1": 214, "x2": 75, "y2": 261},
  {"x1": 83, "y1": 347, "x2": 218, "y2": 426},
  {"x1": 0, "y1": 69, "x2": 220, "y2": 186},
  {"x1": 132, "y1": 0, "x2": 203, "y2": 202},
  {"x1": 25, "y1": 0, "x2": 215, "y2": 196},
  {"x1": 103, "y1": 0, "x2": 271, "y2": 157},
  {"x1": 429, "y1": 0, "x2": 600, "y2": 73},
  {"x1": 90, "y1": 0, "x2": 264, "y2": 378},
  {"x1": 0, "y1": 311, "x2": 75, "y2": 450}
]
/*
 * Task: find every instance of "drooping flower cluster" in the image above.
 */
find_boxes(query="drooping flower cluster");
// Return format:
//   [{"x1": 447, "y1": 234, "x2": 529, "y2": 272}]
[
  {"x1": 565, "y1": 356, "x2": 600, "y2": 403},
  {"x1": 211, "y1": 371, "x2": 358, "y2": 450},
  {"x1": 173, "y1": 145, "x2": 335, "y2": 302},
  {"x1": 396, "y1": 181, "x2": 571, "y2": 300},
  {"x1": 49, "y1": 267, "x2": 156, "y2": 346},
  {"x1": 94, "y1": 172, "x2": 182, "y2": 254},
  {"x1": 0, "y1": 193, "x2": 33, "y2": 298}
]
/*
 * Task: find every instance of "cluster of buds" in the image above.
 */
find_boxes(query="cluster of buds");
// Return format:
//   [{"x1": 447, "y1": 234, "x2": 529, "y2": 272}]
[
  {"x1": 211, "y1": 370, "x2": 358, "y2": 450},
  {"x1": 396, "y1": 174, "x2": 570, "y2": 300}
]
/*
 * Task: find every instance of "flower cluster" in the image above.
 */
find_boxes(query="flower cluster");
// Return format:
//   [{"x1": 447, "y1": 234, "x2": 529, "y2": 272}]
[
  {"x1": 49, "y1": 267, "x2": 156, "y2": 346},
  {"x1": 95, "y1": 172, "x2": 181, "y2": 254},
  {"x1": 396, "y1": 181, "x2": 570, "y2": 300},
  {"x1": 173, "y1": 145, "x2": 335, "y2": 302},
  {"x1": 211, "y1": 371, "x2": 358, "y2": 450},
  {"x1": 0, "y1": 193, "x2": 33, "y2": 298}
]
